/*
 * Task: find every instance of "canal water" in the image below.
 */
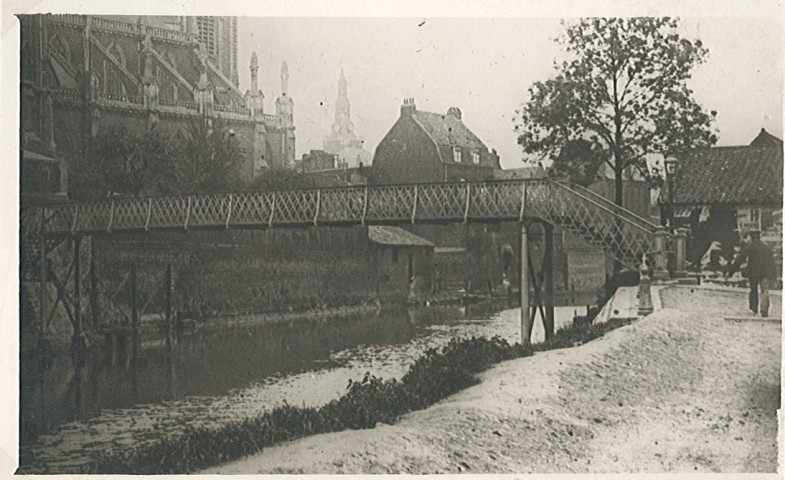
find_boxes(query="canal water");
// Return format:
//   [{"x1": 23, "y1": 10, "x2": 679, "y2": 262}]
[{"x1": 19, "y1": 301, "x2": 588, "y2": 473}]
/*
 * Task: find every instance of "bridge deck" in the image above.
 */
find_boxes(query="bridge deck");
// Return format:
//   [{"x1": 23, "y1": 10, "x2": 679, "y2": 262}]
[{"x1": 27, "y1": 179, "x2": 659, "y2": 270}]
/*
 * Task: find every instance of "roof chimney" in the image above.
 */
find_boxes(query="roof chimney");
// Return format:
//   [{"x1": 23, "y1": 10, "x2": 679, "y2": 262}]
[
  {"x1": 401, "y1": 97, "x2": 416, "y2": 116},
  {"x1": 447, "y1": 107, "x2": 462, "y2": 121}
]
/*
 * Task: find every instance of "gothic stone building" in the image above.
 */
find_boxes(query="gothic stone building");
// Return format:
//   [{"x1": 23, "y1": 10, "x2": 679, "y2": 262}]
[
  {"x1": 372, "y1": 98, "x2": 501, "y2": 184},
  {"x1": 20, "y1": 14, "x2": 295, "y2": 197}
]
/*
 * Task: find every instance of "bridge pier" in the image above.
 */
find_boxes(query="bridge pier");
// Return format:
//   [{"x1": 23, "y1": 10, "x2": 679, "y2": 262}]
[
  {"x1": 543, "y1": 223, "x2": 554, "y2": 341},
  {"x1": 72, "y1": 236, "x2": 82, "y2": 353},
  {"x1": 90, "y1": 239, "x2": 99, "y2": 331},
  {"x1": 520, "y1": 222, "x2": 530, "y2": 346},
  {"x1": 520, "y1": 220, "x2": 555, "y2": 346},
  {"x1": 128, "y1": 261, "x2": 139, "y2": 370},
  {"x1": 165, "y1": 263, "x2": 175, "y2": 398},
  {"x1": 39, "y1": 210, "x2": 47, "y2": 342}
]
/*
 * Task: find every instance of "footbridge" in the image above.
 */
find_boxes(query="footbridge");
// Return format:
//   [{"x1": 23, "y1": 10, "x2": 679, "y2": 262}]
[{"x1": 23, "y1": 179, "x2": 672, "y2": 346}]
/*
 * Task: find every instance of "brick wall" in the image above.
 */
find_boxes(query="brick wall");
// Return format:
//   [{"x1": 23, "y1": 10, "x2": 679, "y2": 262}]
[{"x1": 372, "y1": 115, "x2": 443, "y2": 184}]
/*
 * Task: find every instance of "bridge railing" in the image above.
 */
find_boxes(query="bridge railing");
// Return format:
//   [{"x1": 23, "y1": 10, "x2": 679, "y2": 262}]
[
  {"x1": 530, "y1": 182, "x2": 656, "y2": 268},
  {"x1": 41, "y1": 180, "x2": 539, "y2": 234},
  {"x1": 557, "y1": 181, "x2": 660, "y2": 232},
  {"x1": 37, "y1": 179, "x2": 656, "y2": 269}
]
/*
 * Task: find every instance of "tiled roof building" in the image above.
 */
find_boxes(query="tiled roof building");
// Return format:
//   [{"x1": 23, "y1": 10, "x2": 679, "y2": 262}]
[
  {"x1": 372, "y1": 98, "x2": 501, "y2": 184},
  {"x1": 749, "y1": 127, "x2": 784, "y2": 149},
  {"x1": 671, "y1": 139, "x2": 783, "y2": 208},
  {"x1": 669, "y1": 129, "x2": 783, "y2": 268}
]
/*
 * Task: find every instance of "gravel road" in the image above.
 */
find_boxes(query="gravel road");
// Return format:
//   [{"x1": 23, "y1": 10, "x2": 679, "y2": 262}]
[{"x1": 203, "y1": 286, "x2": 781, "y2": 474}]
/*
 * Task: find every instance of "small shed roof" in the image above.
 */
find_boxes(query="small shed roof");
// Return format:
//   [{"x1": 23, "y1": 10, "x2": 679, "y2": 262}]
[{"x1": 368, "y1": 226, "x2": 434, "y2": 247}]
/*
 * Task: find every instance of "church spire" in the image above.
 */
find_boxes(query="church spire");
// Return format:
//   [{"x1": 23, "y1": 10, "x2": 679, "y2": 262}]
[
  {"x1": 250, "y1": 52, "x2": 259, "y2": 92},
  {"x1": 334, "y1": 67, "x2": 350, "y2": 125},
  {"x1": 324, "y1": 67, "x2": 364, "y2": 155},
  {"x1": 281, "y1": 61, "x2": 289, "y2": 96}
]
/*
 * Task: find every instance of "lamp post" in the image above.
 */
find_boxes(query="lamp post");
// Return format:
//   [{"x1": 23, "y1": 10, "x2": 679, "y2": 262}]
[{"x1": 664, "y1": 156, "x2": 678, "y2": 234}]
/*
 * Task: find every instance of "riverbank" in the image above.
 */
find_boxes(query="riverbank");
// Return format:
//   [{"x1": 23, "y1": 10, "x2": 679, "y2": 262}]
[
  {"x1": 18, "y1": 300, "x2": 610, "y2": 474},
  {"x1": 204, "y1": 285, "x2": 781, "y2": 474}
]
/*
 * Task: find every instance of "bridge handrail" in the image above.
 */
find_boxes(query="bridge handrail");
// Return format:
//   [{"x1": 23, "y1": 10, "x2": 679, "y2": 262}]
[
  {"x1": 543, "y1": 182, "x2": 655, "y2": 236},
  {"x1": 38, "y1": 179, "x2": 653, "y2": 237},
  {"x1": 31, "y1": 178, "x2": 658, "y2": 269},
  {"x1": 556, "y1": 181, "x2": 660, "y2": 231}
]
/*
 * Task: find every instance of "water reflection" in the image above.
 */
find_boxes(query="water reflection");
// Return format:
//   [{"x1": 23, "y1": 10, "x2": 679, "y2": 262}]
[{"x1": 20, "y1": 303, "x2": 496, "y2": 444}]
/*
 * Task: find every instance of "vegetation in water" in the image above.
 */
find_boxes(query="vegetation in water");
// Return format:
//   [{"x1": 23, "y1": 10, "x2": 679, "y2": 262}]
[{"x1": 90, "y1": 317, "x2": 632, "y2": 474}]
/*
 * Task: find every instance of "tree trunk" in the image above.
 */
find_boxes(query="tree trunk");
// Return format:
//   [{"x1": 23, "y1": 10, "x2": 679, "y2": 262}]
[
  {"x1": 614, "y1": 161, "x2": 623, "y2": 207},
  {"x1": 612, "y1": 147, "x2": 624, "y2": 274}
]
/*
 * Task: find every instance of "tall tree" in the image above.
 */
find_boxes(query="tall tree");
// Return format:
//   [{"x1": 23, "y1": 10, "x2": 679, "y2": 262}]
[
  {"x1": 549, "y1": 138, "x2": 609, "y2": 187},
  {"x1": 515, "y1": 17, "x2": 718, "y2": 206},
  {"x1": 78, "y1": 124, "x2": 176, "y2": 198},
  {"x1": 175, "y1": 118, "x2": 244, "y2": 193}
]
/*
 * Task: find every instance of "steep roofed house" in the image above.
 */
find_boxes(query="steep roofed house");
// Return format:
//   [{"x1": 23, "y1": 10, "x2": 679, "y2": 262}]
[
  {"x1": 372, "y1": 99, "x2": 501, "y2": 184},
  {"x1": 670, "y1": 128, "x2": 783, "y2": 269}
]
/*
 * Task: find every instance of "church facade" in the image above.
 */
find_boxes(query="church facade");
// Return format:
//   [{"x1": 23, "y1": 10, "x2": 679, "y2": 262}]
[{"x1": 20, "y1": 14, "x2": 295, "y2": 198}]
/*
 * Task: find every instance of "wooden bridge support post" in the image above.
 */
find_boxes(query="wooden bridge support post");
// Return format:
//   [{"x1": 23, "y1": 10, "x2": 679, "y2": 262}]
[
  {"x1": 90, "y1": 238, "x2": 99, "y2": 331},
  {"x1": 543, "y1": 223, "x2": 555, "y2": 341},
  {"x1": 72, "y1": 236, "x2": 82, "y2": 352},
  {"x1": 652, "y1": 227, "x2": 669, "y2": 282},
  {"x1": 130, "y1": 261, "x2": 139, "y2": 370},
  {"x1": 673, "y1": 228, "x2": 689, "y2": 279},
  {"x1": 39, "y1": 212, "x2": 47, "y2": 341},
  {"x1": 164, "y1": 263, "x2": 175, "y2": 398},
  {"x1": 165, "y1": 263, "x2": 172, "y2": 350},
  {"x1": 72, "y1": 236, "x2": 85, "y2": 417},
  {"x1": 520, "y1": 222, "x2": 531, "y2": 346}
]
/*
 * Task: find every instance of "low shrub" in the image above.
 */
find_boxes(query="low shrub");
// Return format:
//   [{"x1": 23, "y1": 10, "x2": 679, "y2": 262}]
[{"x1": 90, "y1": 318, "x2": 631, "y2": 474}]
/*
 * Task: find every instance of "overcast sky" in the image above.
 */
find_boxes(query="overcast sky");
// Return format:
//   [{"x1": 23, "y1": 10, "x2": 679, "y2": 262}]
[
  {"x1": 237, "y1": 16, "x2": 783, "y2": 169},
  {"x1": 2, "y1": 0, "x2": 784, "y2": 170}
]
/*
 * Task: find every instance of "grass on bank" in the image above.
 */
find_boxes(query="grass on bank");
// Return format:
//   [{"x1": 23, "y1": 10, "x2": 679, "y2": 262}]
[{"x1": 90, "y1": 317, "x2": 633, "y2": 474}]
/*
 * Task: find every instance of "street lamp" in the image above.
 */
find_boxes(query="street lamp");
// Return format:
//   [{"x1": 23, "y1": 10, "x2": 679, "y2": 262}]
[{"x1": 664, "y1": 156, "x2": 679, "y2": 233}]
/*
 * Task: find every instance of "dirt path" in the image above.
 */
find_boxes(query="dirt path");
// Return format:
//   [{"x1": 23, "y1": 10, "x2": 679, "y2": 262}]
[{"x1": 202, "y1": 286, "x2": 781, "y2": 474}]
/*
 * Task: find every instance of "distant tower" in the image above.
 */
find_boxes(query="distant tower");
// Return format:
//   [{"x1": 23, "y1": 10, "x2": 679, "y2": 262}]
[
  {"x1": 276, "y1": 61, "x2": 293, "y2": 124},
  {"x1": 245, "y1": 52, "x2": 264, "y2": 116},
  {"x1": 324, "y1": 68, "x2": 362, "y2": 154},
  {"x1": 275, "y1": 61, "x2": 295, "y2": 169},
  {"x1": 190, "y1": 16, "x2": 239, "y2": 87}
]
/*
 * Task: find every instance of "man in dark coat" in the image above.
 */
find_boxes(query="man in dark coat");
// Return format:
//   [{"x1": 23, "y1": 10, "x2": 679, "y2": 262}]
[{"x1": 729, "y1": 230, "x2": 776, "y2": 317}]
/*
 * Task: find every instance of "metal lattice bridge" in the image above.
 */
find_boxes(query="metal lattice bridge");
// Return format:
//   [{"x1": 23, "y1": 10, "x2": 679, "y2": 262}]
[{"x1": 24, "y1": 179, "x2": 658, "y2": 270}]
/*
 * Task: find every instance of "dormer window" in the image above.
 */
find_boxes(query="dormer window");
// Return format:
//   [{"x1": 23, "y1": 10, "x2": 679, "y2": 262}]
[
  {"x1": 453, "y1": 147, "x2": 462, "y2": 163},
  {"x1": 472, "y1": 151, "x2": 480, "y2": 164}
]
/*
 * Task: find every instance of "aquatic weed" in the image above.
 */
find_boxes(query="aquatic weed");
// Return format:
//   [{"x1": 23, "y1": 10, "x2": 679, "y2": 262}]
[{"x1": 90, "y1": 319, "x2": 631, "y2": 474}]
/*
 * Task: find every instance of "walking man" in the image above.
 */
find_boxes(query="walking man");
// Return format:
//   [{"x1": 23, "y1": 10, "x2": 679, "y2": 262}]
[{"x1": 728, "y1": 230, "x2": 776, "y2": 317}]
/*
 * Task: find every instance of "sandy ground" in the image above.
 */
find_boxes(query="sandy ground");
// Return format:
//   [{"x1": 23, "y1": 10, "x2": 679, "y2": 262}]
[{"x1": 203, "y1": 286, "x2": 781, "y2": 474}]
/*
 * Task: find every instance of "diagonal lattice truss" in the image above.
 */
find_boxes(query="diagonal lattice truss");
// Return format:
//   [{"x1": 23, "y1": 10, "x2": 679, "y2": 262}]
[{"x1": 32, "y1": 180, "x2": 657, "y2": 269}]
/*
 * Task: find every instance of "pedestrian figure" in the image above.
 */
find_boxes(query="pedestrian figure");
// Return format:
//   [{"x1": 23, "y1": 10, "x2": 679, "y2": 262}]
[
  {"x1": 700, "y1": 240, "x2": 726, "y2": 273},
  {"x1": 728, "y1": 230, "x2": 776, "y2": 317}
]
